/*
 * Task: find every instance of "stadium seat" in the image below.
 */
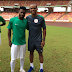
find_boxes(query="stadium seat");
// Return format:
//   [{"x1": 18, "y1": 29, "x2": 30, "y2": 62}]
[
  {"x1": 57, "y1": 1, "x2": 69, "y2": 5},
  {"x1": 59, "y1": 12, "x2": 72, "y2": 20},
  {"x1": 1, "y1": 12, "x2": 48, "y2": 20},
  {"x1": 45, "y1": 12, "x2": 65, "y2": 20}
]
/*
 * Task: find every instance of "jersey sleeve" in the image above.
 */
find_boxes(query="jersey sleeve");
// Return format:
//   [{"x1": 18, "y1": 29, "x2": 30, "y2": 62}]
[
  {"x1": 0, "y1": 16, "x2": 5, "y2": 24},
  {"x1": 41, "y1": 17, "x2": 46, "y2": 29},
  {"x1": 7, "y1": 18, "x2": 13, "y2": 29}
]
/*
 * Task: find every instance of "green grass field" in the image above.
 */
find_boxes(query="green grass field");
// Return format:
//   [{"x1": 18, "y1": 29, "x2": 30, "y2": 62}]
[{"x1": 0, "y1": 21, "x2": 72, "y2": 72}]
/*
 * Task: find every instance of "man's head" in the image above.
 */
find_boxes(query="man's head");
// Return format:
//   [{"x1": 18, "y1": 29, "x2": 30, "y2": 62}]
[
  {"x1": 19, "y1": 6, "x2": 26, "y2": 19},
  {"x1": 30, "y1": 4, "x2": 38, "y2": 15}
]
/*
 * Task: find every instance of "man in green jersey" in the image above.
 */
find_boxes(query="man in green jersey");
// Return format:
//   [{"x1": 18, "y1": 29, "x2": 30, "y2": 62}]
[
  {"x1": 26, "y1": 4, "x2": 46, "y2": 72},
  {"x1": 0, "y1": 16, "x2": 6, "y2": 45},
  {"x1": 7, "y1": 6, "x2": 28, "y2": 72}
]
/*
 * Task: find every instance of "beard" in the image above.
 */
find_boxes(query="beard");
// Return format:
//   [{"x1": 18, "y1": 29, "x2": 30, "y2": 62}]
[{"x1": 19, "y1": 14, "x2": 24, "y2": 19}]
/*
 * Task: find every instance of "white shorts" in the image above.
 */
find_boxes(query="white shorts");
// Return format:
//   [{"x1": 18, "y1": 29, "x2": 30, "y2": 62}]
[
  {"x1": 0, "y1": 33, "x2": 2, "y2": 45},
  {"x1": 11, "y1": 44, "x2": 26, "y2": 60}
]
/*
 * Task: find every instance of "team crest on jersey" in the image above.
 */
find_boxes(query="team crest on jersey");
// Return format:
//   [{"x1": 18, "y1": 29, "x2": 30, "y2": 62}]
[{"x1": 34, "y1": 19, "x2": 38, "y2": 23}]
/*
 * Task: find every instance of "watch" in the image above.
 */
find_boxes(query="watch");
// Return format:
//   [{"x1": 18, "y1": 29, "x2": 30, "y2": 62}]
[{"x1": 42, "y1": 39, "x2": 45, "y2": 41}]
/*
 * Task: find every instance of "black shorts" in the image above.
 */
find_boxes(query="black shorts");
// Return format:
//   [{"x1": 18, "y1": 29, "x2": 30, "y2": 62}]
[{"x1": 28, "y1": 40, "x2": 43, "y2": 52}]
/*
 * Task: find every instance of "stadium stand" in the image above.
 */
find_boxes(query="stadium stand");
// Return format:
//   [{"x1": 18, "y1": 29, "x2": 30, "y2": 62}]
[
  {"x1": 1, "y1": 12, "x2": 18, "y2": 19},
  {"x1": 41, "y1": 1, "x2": 58, "y2": 6},
  {"x1": 25, "y1": 1, "x2": 42, "y2": 6},
  {"x1": 51, "y1": 1, "x2": 58, "y2": 6},
  {"x1": 59, "y1": 12, "x2": 72, "y2": 20},
  {"x1": 1, "y1": 12, "x2": 48, "y2": 20},
  {"x1": 45, "y1": 12, "x2": 65, "y2": 20},
  {"x1": 25, "y1": 13, "x2": 31, "y2": 18},
  {"x1": 0, "y1": 0, "x2": 69, "y2": 6},
  {"x1": 0, "y1": 0, "x2": 71, "y2": 21},
  {"x1": 37, "y1": 12, "x2": 48, "y2": 17},
  {"x1": 24, "y1": 0, "x2": 59, "y2": 6},
  {"x1": 0, "y1": 1, "x2": 8, "y2": 6},
  {"x1": 9, "y1": 0, "x2": 25, "y2": 6},
  {"x1": 1, "y1": 12, "x2": 72, "y2": 21},
  {"x1": 0, "y1": 0, "x2": 42, "y2": 6},
  {"x1": 57, "y1": 1, "x2": 69, "y2": 5}
]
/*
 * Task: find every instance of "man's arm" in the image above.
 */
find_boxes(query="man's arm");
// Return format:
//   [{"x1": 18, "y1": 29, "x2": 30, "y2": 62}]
[
  {"x1": 7, "y1": 18, "x2": 12, "y2": 47},
  {"x1": 41, "y1": 17, "x2": 46, "y2": 48},
  {"x1": 8, "y1": 29, "x2": 12, "y2": 47},
  {"x1": 43, "y1": 28, "x2": 46, "y2": 40},
  {"x1": 0, "y1": 22, "x2": 6, "y2": 26},
  {"x1": 41, "y1": 28, "x2": 46, "y2": 48},
  {"x1": 0, "y1": 17, "x2": 6, "y2": 26}
]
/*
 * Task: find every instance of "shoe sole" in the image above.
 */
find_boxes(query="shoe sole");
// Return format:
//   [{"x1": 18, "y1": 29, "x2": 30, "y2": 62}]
[{"x1": 39, "y1": 69, "x2": 44, "y2": 72}]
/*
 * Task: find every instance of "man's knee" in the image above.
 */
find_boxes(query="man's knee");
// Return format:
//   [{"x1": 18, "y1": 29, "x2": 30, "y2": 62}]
[
  {"x1": 11, "y1": 60, "x2": 16, "y2": 63},
  {"x1": 30, "y1": 51, "x2": 34, "y2": 55},
  {"x1": 10, "y1": 60, "x2": 16, "y2": 66},
  {"x1": 38, "y1": 52, "x2": 43, "y2": 56}
]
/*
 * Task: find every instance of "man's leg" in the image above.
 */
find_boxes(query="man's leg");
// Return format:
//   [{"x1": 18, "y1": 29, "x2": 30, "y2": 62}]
[
  {"x1": 28, "y1": 51, "x2": 35, "y2": 72},
  {"x1": 10, "y1": 60, "x2": 16, "y2": 72},
  {"x1": 38, "y1": 52, "x2": 43, "y2": 72},
  {"x1": 20, "y1": 44, "x2": 26, "y2": 72},
  {"x1": 10, "y1": 44, "x2": 19, "y2": 72},
  {"x1": 30, "y1": 51, "x2": 34, "y2": 68},
  {"x1": 20, "y1": 58, "x2": 24, "y2": 71}
]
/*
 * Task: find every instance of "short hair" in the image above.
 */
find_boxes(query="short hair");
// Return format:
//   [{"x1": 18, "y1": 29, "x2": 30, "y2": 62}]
[
  {"x1": 19, "y1": 6, "x2": 26, "y2": 10},
  {"x1": 30, "y1": 4, "x2": 37, "y2": 8}
]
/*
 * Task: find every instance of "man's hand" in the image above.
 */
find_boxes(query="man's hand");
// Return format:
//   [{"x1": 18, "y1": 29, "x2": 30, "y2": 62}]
[
  {"x1": 9, "y1": 41, "x2": 12, "y2": 47},
  {"x1": 41, "y1": 40, "x2": 45, "y2": 48}
]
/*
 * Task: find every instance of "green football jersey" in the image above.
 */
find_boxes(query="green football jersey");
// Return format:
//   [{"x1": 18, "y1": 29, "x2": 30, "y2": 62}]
[
  {"x1": 7, "y1": 16, "x2": 28, "y2": 45},
  {"x1": 0, "y1": 16, "x2": 5, "y2": 33}
]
